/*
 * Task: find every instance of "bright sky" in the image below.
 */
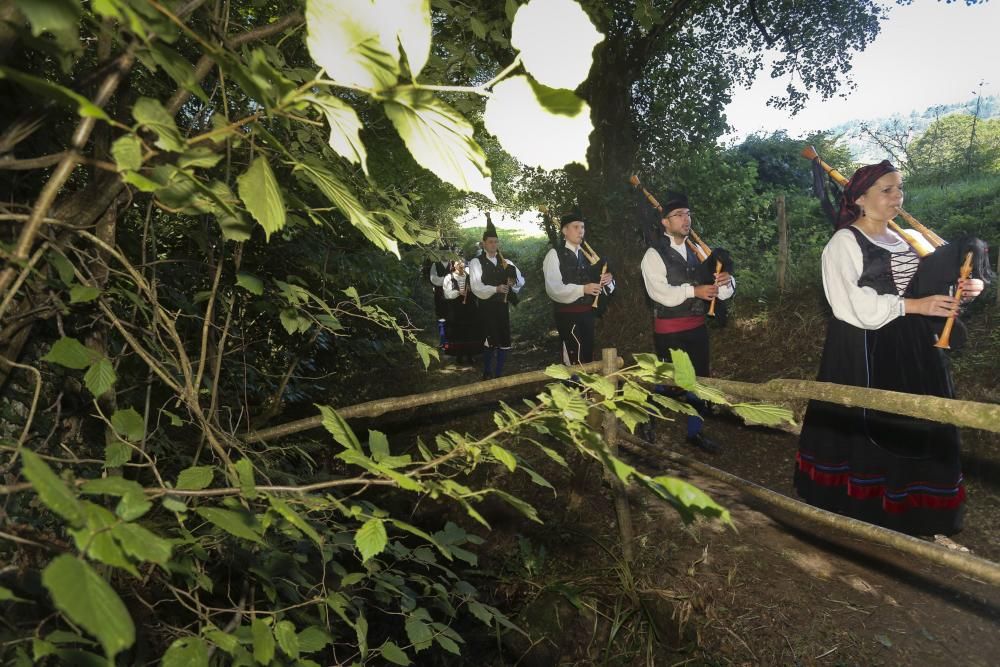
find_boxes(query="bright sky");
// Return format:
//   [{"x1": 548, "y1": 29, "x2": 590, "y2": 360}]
[{"x1": 724, "y1": 1, "x2": 1000, "y2": 141}]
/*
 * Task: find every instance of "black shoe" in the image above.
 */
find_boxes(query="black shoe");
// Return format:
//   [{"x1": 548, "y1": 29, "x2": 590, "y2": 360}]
[
  {"x1": 482, "y1": 371, "x2": 493, "y2": 380},
  {"x1": 686, "y1": 433, "x2": 721, "y2": 454}
]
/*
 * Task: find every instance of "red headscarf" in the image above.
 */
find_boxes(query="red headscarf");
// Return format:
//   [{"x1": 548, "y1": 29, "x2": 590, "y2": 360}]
[{"x1": 836, "y1": 160, "x2": 898, "y2": 229}]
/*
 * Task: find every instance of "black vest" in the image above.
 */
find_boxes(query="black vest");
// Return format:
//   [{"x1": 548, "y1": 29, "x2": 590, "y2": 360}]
[
  {"x1": 478, "y1": 255, "x2": 507, "y2": 303},
  {"x1": 653, "y1": 240, "x2": 706, "y2": 318},
  {"x1": 555, "y1": 243, "x2": 594, "y2": 306},
  {"x1": 847, "y1": 227, "x2": 898, "y2": 296}
]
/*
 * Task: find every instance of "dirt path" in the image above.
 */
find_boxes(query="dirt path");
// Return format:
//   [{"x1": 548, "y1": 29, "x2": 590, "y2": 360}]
[{"x1": 389, "y1": 336, "x2": 1000, "y2": 664}]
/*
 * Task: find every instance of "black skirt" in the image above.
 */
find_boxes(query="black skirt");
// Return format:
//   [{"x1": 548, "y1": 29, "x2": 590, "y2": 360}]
[
  {"x1": 794, "y1": 317, "x2": 965, "y2": 536},
  {"x1": 444, "y1": 297, "x2": 483, "y2": 356}
]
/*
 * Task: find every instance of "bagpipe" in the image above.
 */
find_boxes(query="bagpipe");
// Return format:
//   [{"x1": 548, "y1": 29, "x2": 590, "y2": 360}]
[
  {"x1": 804, "y1": 146, "x2": 993, "y2": 349},
  {"x1": 629, "y1": 175, "x2": 734, "y2": 318}
]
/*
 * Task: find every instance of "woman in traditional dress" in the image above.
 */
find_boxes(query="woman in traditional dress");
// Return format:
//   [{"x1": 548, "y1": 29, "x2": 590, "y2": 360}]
[
  {"x1": 441, "y1": 259, "x2": 483, "y2": 365},
  {"x1": 794, "y1": 160, "x2": 987, "y2": 540}
]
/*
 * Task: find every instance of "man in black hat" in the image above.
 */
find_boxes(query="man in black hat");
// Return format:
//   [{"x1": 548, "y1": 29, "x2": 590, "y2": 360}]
[
  {"x1": 468, "y1": 215, "x2": 524, "y2": 379},
  {"x1": 542, "y1": 212, "x2": 614, "y2": 366},
  {"x1": 640, "y1": 193, "x2": 734, "y2": 453}
]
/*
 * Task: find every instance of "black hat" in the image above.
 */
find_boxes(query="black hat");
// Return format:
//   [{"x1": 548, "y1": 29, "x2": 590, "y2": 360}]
[
  {"x1": 661, "y1": 192, "x2": 689, "y2": 216},
  {"x1": 560, "y1": 210, "x2": 585, "y2": 228},
  {"x1": 482, "y1": 212, "x2": 498, "y2": 240}
]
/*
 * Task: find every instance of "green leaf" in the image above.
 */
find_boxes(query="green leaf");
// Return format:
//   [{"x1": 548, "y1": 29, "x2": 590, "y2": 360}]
[
  {"x1": 41, "y1": 555, "x2": 135, "y2": 659},
  {"x1": 250, "y1": 618, "x2": 274, "y2": 665},
  {"x1": 306, "y1": 94, "x2": 368, "y2": 175},
  {"x1": 48, "y1": 252, "x2": 76, "y2": 286},
  {"x1": 251, "y1": 618, "x2": 275, "y2": 665},
  {"x1": 279, "y1": 308, "x2": 309, "y2": 335},
  {"x1": 83, "y1": 358, "x2": 116, "y2": 398},
  {"x1": 0, "y1": 66, "x2": 109, "y2": 120},
  {"x1": 68, "y1": 284, "x2": 98, "y2": 305},
  {"x1": 652, "y1": 475, "x2": 730, "y2": 524},
  {"x1": 111, "y1": 135, "x2": 143, "y2": 172},
  {"x1": 484, "y1": 75, "x2": 592, "y2": 170},
  {"x1": 379, "y1": 641, "x2": 411, "y2": 666},
  {"x1": 195, "y1": 507, "x2": 264, "y2": 544},
  {"x1": 305, "y1": 0, "x2": 399, "y2": 91},
  {"x1": 415, "y1": 340, "x2": 438, "y2": 368},
  {"x1": 269, "y1": 497, "x2": 323, "y2": 546},
  {"x1": 470, "y1": 16, "x2": 487, "y2": 39},
  {"x1": 42, "y1": 337, "x2": 97, "y2": 369},
  {"x1": 161, "y1": 637, "x2": 209, "y2": 667},
  {"x1": 731, "y1": 403, "x2": 796, "y2": 427},
  {"x1": 115, "y1": 492, "x2": 152, "y2": 522},
  {"x1": 111, "y1": 522, "x2": 172, "y2": 566},
  {"x1": 490, "y1": 445, "x2": 517, "y2": 472},
  {"x1": 405, "y1": 616, "x2": 433, "y2": 652},
  {"x1": 544, "y1": 364, "x2": 572, "y2": 380},
  {"x1": 235, "y1": 458, "x2": 257, "y2": 499},
  {"x1": 505, "y1": 0, "x2": 519, "y2": 22},
  {"x1": 19, "y1": 450, "x2": 84, "y2": 526},
  {"x1": 177, "y1": 147, "x2": 223, "y2": 169},
  {"x1": 297, "y1": 627, "x2": 331, "y2": 654},
  {"x1": 80, "y1": 476, "x2": 143, "y2": 497},
  {"x1": 355, "y1": 518, "x2": 387, "y2": 562},
  {"x1": 110, "y1": 408, "x2": 145, "y2": 442},
  {"x1": 317, "y1": 404, "x2": 361, "y2": 451},
  {"x1": 176, "y1": 465, "x2": 214, "y2": 490},
  {"x1": 0, "y1": 586, "x2": 28, "y2": 603},
  {"x1": 132, "y1": 97, "x2": 184, "y2": 152},
  {"x1": 235, "y1": 272, "x2": 264, "y2": 295},
  {"x1": 68, "y1": 503, "x2": 135, "y2": 574},
  {"x1": 435, "y1": 634, "x2": 461, "y2": 655},
  {"x1": 295, "y1": 159, "x2": 399, "y2": 256},
  {"x1": 670, "y1": 348, "x2": 697, "y2": 389},
  {"x1": 12, "y1": 0, "x2": 81, "y2": 52},
  {"x1": 511, "y1": 0, "x2": 604, "y2": 89},
  {"x1": 237, "y1": 156, "x2": 286, "y2": 241},
  {"x1": 274, "y1": 620, "x2": 299, "y2": 659},
  {"x1": 383, "y1": 89, "x2": 494, "y2": 200}
]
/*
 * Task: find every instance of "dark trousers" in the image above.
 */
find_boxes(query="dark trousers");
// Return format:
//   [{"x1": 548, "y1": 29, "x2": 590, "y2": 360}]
[
  {"x1": 654, "y1": 324, "x2": 710, "y2": 437},
  {"x1": 555, "y1": 309, "x2": 595, "y2": 365}
]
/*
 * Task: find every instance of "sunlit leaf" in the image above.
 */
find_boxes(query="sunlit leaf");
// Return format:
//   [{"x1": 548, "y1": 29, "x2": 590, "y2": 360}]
[
  {"x1": 651, "y1": 475, "x2": 730, "y2": 525},
  {"x1": 297, "y1": 626, "x2": 331, "y2": 654},
  {"x1": 306, "y1": 94, "x2": 368, "y2": 175},
  {"x1": 274, "y1": 620, "x2": 299, "y2": 659},
  {"x1": 544, "y1": 364, "x2": 572, "y2": 380},
  {"x1": 305, "y1": 0, "x2": 398, "y2": 91},
  {"x1": 12, "y1": 0, "x2": 82, "y2": 53},
  {"x1": 234, "y1": 458, "x2": 257, "y2": 499},
  {"x1": 388, "y1": 0, "x2": 431, "y2": 77},
  {"x1": 379, "y1": 640, "x2": 411, "y2": 666},
  {"x1": 490, "y1": 445, "x2": 517, "y2": 472},
  {"x1": 510, "y1": 0, "x2": 604, "y2": 89},
  {"x1": 41, "y1": 555, "x2": 135, "y2": 658},
  {"x1": 484, "y1": 76, "x2": 592, "y2": 170},
  {"x1": 269, "y1": 497, "x2": 323, "y2": 546},
  {"x1": 731, "y1": 403, "x2": 796, "y2": 427},
  {"x1": 111, "y1": 522, "x2": 172, "y2": 566},
  {"x1": 383, "y1": 89, "x2": 494, "y2": 200},
  {"x1": 237, "y1": 156, "x2": 286, "y2": 241},
  {"x1": 355, "y1": 518, "x2": 387, "y2": 562},
  {"x1": 669, "y1": 348, "x2": 696, "y2": 389},
  {"x1": 132, "y1": 97, "x2": 184, "y2": 152},
  {"x1": 19, "y1": 450, "x2": 84, "y2": 526}
]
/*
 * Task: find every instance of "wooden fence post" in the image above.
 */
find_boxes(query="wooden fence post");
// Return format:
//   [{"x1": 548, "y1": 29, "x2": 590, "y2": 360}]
[
  {"x1": 602, "y1": 347, "x2": 635, "y2": 563},
  {"x1": 776, "y1": 194, "x2": 788, "y2": 292}
]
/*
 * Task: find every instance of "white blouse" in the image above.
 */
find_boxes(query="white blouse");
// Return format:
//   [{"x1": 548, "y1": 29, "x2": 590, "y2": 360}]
[
  {"x1": 821, "y1": 227, "x2": 912, "y2": 330},
  {"x1": 640, "y1": 239, "x2": 735, "y2": 308}
]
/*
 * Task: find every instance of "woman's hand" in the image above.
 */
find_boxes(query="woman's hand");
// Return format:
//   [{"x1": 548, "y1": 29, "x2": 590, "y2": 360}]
[
  {"x1": 906, "y1": 294, "x2": 959, "y2": 317},
  {"x1": 958, "y1": 278, "x2": 984, "y2": 302}
]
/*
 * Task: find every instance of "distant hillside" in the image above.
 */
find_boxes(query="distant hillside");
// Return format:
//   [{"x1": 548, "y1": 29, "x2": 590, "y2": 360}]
[{"x1": 826, "y1": 94, "x2": 1000, "y2": 162}]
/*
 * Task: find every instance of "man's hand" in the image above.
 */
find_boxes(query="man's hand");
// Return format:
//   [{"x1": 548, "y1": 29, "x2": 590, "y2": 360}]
[
  {"x1": 496, "y1": 284, "x2": 510, "y2": 294},
  {"x1": 599, "y1": 272, "x2": 614, "y2": 286},
  {"x1": 694, "y1": 284, "x2": 718, "y2": 300},
  {"x1": 584, "y1": 282, "x2": 602, "y2": 296},
  {"x1": 714, "y1": 271, "x2": 732, "y2": 287}
]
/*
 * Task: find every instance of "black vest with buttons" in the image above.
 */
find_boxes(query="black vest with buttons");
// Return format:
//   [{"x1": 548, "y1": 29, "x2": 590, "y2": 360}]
[
  {"x1": 478, "y1": 255, "x2": 507, "y2": 303},
  {"x1": 653, "y1": 240, "x2": 706, "y2": 318}
]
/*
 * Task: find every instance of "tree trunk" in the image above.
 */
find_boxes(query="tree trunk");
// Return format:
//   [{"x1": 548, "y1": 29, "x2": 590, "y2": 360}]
[{"x1": 776, "y1": 194, "x2": 787, "y2": 292}]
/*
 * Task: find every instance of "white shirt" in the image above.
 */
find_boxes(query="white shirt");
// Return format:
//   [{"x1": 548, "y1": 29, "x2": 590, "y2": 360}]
[
  {"x1": 442, "y1": 272, "x2": 467, "y2": 300},
  {"x1": 469, "y1": 253, "x2": 524, "y2": 300},
  {"x1": 543, "y1": 242, "x2": 617, "y2": 304},
  {"x1": 822, "y1": 226, "x2": 909, "y2": 330},
  {"x1": 640, "y1": 238, "x2": 735, "y2": 308},
  {"x1": 428, "y1": 262, "x2": 448, "y2": 287}
]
